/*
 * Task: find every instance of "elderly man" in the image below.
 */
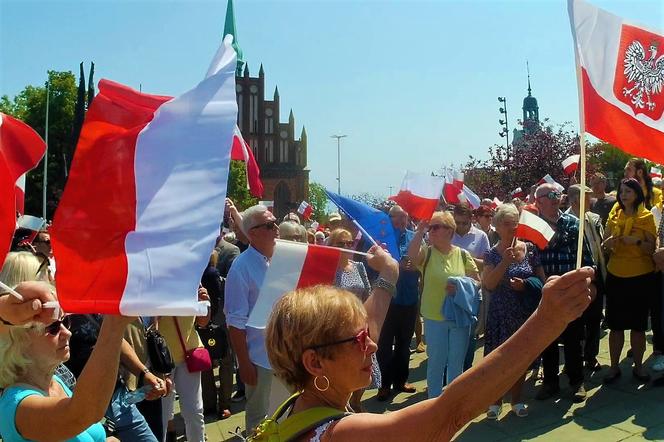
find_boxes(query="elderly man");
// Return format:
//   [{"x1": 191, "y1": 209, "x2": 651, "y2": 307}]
[
  {"x1": 224, "y1": 204, "x2": 288, "y2": 432},
  {"x1": 567, "y1": 184, "x2": 606, "y2": 372},
  {"x1": 376, "y1": 205, "x2": 421, "y2": 401},
  {"x1": 590, "y1": 173, "x2": 616, "y2": 226},
  {"x1": 534, "y1": 183, "x2": 595, "y2": 402}
]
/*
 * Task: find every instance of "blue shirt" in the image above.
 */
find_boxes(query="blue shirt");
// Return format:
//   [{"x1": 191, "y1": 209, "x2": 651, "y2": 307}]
[
  {"x1": 539, "y1": 212, "x2": 594, "y2": 277},
  {"x1": 0, "y1": 375, "x2": 106, "y2": 442},
  {"x1": 393, "y1": 228, "x2": 420, "y2": 306},
  {"x1": 452, "y1": 226, "x2": 490, "y2": 259},
  {"x1": 224, "y1": 246, "x2": 271, "y2": 369}
]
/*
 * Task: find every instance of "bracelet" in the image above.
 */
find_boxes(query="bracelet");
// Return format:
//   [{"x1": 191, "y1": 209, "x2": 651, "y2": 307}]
[{"x1": 374, "y1": 277, "x2": 397, "y2": 297}]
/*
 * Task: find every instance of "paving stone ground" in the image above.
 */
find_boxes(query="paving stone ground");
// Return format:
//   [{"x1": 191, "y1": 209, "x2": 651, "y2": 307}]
[{"x1": 172, "y1": 328, "x2": 664, "y2": 441}]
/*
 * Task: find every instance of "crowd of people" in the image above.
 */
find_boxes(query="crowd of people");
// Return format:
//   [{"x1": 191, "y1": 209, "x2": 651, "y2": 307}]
[{"x1": 1, "y1": 157, "x2": 664, "y2": 441}]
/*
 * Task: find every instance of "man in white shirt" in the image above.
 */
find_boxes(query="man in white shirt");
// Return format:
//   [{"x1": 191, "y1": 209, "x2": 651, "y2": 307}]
[{"x1": 224, "y1": 205, "x2": 285, "y2": 433}]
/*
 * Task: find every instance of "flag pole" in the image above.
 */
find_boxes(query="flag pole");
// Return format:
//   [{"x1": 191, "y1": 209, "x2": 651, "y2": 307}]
[
  {"x1": 42, "y1": 79, "x2": 50, "y2": 219},
  {"x1": 569, "y1": 0, "x2": 586, "y2": 270}
]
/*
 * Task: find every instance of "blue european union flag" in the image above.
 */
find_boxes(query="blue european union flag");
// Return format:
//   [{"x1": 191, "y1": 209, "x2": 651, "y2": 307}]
[{"x1": 325, "y1": 190, "x2": 400, "y2": 259}]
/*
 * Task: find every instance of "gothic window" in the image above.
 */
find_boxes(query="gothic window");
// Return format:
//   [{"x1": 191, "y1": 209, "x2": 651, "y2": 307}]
[
  {"x1": 237, "y1": 94, "x2": 243, "y2": 131},
  {"x1": 279, "y1": 140, "x2": 289, "y2": 163},
  {"x1": 265, "y1": 139, "x2": 274, "y2": 163},
  {"x1": 249, "y1": 94, "x2": 258, "y2": 133},
  {"x1": 265, "y1": 108, "x2": 274, "y2": 134}
]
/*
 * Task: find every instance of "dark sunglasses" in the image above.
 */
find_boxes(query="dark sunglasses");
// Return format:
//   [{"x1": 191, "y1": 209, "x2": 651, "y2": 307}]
[
  {"x1": 429, "y1": 224, "x2": 451, "y2": 232},
  {"x1": 334, "y1": 240, "x2": 354, "y2": 248},
  {"x1": 34, "y1": 239, "x2": 51, "y2": 245},
  {"x1": 538, "y1": 191, "x2": 561, "y2": 201},
  {"x1": 309, "y1": 328, "x2": 371, "y2": 353},
  {"x1": 45, "y1": 316, "x2": 71, "y2": 336},
  {"x1": 251, "y1": 220, "x2": 278, "y2": 231}
]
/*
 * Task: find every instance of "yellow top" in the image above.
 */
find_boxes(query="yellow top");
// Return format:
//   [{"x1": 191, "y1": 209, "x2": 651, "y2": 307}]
[
  {"x1": 607, "y1": 184, "x2": 663, "y2": 220},
  {"x1": 159, "y1": 316, "x2": 203, "y2": 365},
  {"x1": 420, "y1": 246, "x2": 478, "y2": 321},
  {"x1": 605, "y1": 204, "x2": 657, "y2": 278}
]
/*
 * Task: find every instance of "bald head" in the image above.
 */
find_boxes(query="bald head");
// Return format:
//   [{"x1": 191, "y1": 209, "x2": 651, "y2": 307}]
[{"x1": 389, "y1": 205, "x2": 409, "y2": 230}]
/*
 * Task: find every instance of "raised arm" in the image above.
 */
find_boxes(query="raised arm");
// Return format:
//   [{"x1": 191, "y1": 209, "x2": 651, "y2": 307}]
[
  {"x1": 326, "y1": 267, "x2": 594, "y2": 442},
  {"x1": 363, "y1": 246, "x2": 399, "y2": 342},
  {"x1": 407, "y1": 221, "x2": 428, "y2": 267},
  {"x1": 16, "y1": 314, "x2": 135, "y2": 442}
]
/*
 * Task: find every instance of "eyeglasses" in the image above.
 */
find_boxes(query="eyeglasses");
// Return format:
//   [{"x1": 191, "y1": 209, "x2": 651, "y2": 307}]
[
  {"x1": 334, "y1": 240, "x2": 354, "y2": 248},
  {"x1": 45, "y1": 316, "x2": 71, "y2": 336},
  {"x1": 251, "y1": 220, "x2": 278, "y2": 231},
  {"x1": 308, "y1": 328, "x2": 371, "y2": 353},
  {"x1": 429, "y1": 224, "x2": 451, "y2": 232},
  {"x1": 538, "y1": 191, "x2": 562, "y2": 201}
]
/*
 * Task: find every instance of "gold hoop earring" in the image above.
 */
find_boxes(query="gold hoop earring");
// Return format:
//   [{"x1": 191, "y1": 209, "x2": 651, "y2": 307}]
[{"x1": 314, "y1": 375, "x2": 330, "y2": 392}]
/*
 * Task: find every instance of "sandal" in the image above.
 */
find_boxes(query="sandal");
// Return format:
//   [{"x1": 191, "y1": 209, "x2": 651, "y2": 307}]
[
  {"x1": 511, "y1": 403, "x2": 528, "y2": 418},
  {"x1": 486, "y1": 405, "x2": 502, "y2": 420},
  {"x1": 632, "y1": 368, "x2": 651, "y2": 383}
]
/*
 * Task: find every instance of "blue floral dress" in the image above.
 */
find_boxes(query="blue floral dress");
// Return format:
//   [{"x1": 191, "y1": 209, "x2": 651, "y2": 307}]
[{"x1": 483, "y1": 243, "x2": 541, "y2": 355}]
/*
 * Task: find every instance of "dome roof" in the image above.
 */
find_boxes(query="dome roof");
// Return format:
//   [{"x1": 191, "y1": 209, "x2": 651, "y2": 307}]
[{"x1": 523, "y1": 94, "x2": 538, "y2": 109}]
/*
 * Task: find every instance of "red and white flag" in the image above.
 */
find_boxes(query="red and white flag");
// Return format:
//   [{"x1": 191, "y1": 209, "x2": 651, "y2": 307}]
[
  {"x1": 562, "y1": 154, "x2": 581, "y2": 175},
  {"x1": 51, "y1": 36, "x2": 238, "y2": 316},
  {"x1": 390, "y1": 171, "x2": 444, "y2": 220},
  {"x1": 651, "y1": 167, "x2": 662, "y2": 178},
  {"x1": 491, "y1": 197, "x2": 503, "y2": 209},
  {"x1": 516, "y1": 209, "x2": 555, "y2": 250},
  {"x1": 537, "y1": 174, "x2": 565, "y2": 193},
  {"x1": 15, "y1": 175, "x2": 27, "y2": 215},
  {"x1": 247, "y1": 240, "x2": 342, "y2": 328},
  {"x1": 231, "y1": 125, "x2": 264, "y2": 198},
  {"x1": 510, "y1": 187, "x2": 525, "y2": 199},
  {"x1": 297, "y1": 201, "x2": 313, "y2": 220},
  {"x1": 569, "y1": 0, "x2": 664, "y2": 163},
  {"x1": 0, "y1": 113, "x2": 46, "y2": 269}
]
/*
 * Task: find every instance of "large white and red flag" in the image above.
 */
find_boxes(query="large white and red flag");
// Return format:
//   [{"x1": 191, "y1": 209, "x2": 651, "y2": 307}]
[
  {"x1": 0, "y1": 113, "x2": 46, "y2": 268},
  {"x1": 246, "y1": 240, "x2": 342, "y2": 328},
  {"x1": 231, "y1": 125, "x2": 264, "y2": 198},
  {"x1": 562, "y1": 154, "x2": 581, "y2": 175},
  {"x1": 390, "y1": 171, "x2": 444, "y2": 220},
  {"x1": 442, "y1": 172, "x2": 481, "y2": 209},
  {"x1": 51, "y1": 36, "x2": 238, "y2": 316},
  {"x1": 516, "y1": 209, "x2": 555, "y2": 250},
  {"x1": 569, "y1": 0, "x2": 664, "y2": 163},
  {"x1": 537, "y1": 174, "x2": 565, "y2": 193}
]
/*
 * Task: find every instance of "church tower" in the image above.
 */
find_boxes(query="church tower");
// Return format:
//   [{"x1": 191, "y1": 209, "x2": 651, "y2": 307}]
[{"x1": 522, "y1": 73, "x2": 540, "y2": 135}]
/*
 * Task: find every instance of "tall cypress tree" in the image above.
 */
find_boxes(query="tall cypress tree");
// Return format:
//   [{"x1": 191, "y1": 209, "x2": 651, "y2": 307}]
[
  {"x1": 87, "y1": 62, "x2": 95, "y2": 108},
  {"x1": 69, "y1": 62, "x2": 86, "y2": 177}
]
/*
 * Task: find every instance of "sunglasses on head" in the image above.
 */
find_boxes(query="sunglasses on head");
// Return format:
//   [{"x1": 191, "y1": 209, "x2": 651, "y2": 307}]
[
  {"x1": 45, "y1": 316, "x2": 71, "y2": 336},
  {"x1": 538, "y1": 191, "x2": 561, "y2": 201},
  {"x1": 251, "y1": 220, "x2": 278, "y2": 231},
  {"x1": 428, "y1": 224, "x2": 451, "y2": 232},
  {"x1": 308, "y1": 328, "x2": 371, "y2": 353}
]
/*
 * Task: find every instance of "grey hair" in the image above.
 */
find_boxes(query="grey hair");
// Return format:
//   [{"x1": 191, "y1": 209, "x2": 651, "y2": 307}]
[
  {"x1": 493, "y1": 203, "x2": 519, "y2": 227},
  {"x1": 241, "y1": 205, "x2": 268, "y2": 234}
]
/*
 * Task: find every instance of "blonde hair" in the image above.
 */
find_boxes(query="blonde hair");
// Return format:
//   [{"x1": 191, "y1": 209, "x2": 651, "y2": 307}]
[
  {"x1": 328, "y1": 228, "x2": 352, "y2": 246},
  {"x1": 493, "y1": 203, "x2": 519, "y2": 227},
  {"x1": 0, "y1": 252, "x2": 51, "y2": 388},
  {"x1": 265, "y1": 286, "x2": 367, "y2": 390},
  {"x1": 430, "y1": 210, "x2": 456, "y2": 232}
]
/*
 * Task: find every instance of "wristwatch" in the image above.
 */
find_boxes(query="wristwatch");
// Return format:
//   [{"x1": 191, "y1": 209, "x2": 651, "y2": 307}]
[{"x1": 375, "y1": 277, "x2": 397, "y2": 297}]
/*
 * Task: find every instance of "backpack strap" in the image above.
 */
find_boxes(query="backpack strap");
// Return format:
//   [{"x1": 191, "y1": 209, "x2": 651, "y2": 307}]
[
  {"x1": 280, "y1": 407, "x2": 347, "y2": 441},
  {"x1": 421, "y1": 246, "x2": 433, "y2": 282}
]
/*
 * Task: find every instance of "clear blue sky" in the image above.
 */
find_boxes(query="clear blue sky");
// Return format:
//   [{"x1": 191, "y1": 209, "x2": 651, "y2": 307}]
[{"x1": 1, "y1": 0, "x2": 663, "y2": 198}]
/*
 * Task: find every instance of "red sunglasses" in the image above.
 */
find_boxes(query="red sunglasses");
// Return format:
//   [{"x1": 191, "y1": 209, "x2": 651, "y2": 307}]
[{"x1": 309, "y1": 328, "x2": 371, "y2": 353}]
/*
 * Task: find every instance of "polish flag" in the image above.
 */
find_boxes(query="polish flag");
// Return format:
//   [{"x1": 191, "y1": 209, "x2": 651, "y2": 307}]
[
  {"x1": 0, "y1": 113, "x2": 46, "y2": 269},
  {"x1": 569, "y1": 0, "x2": 664, "y2": 163},
  {"x1": 231, "y1": 125, "x2": 264, "y2": 198},
  {"x1": 651, "y1": 167, "x2": 662, "y2": 178},
  {"x1": 51, "y1": 36, "x2": 238, "y2": 316},
  {"x1": 562, "y1": 154, "x2": 581, "y2": 175},
  {"x1": 246, "y1": 240, "x2": 342, "y2": 328},
  {"x1": 491, "y1": 197, "x2": 503, "y2": 209},
  {"x1": 441, "y1": 172, "x2": 479, "y2": 208},
  {"x1": 458, "y1": 184, "x2": 481, "y2": 209},
  {"x1": 510, "y1": 187, "x2": 525, "y2": 199},
  {"x1": 516, "y1": 209, "x2": 556, "y2": 250},
  {"x1": 537, "y1": 174, "x2": 565, "y2": 193},
  {"x1": 297, "y1": 201, "x2": 313, "y2": 220},
  {"x1": 390, "y1": 171, "x2": 444, "y2": 220},
  {"x1": 15, "y1": 175, "x2": 27, "y2": 215}
]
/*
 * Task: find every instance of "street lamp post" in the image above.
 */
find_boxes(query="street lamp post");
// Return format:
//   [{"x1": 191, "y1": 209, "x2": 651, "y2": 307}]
[
  {"x1": 498, "y1": 97, "x2": 509, "y2": 154},
  {"x1": 331, "y1": 134, "x2": 347, "y2": 194}
]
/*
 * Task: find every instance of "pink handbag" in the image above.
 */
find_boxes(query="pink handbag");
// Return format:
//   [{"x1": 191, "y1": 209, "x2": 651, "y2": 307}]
[{"x1": 173, "y1": 318, "x2": 212, "y2": 373}]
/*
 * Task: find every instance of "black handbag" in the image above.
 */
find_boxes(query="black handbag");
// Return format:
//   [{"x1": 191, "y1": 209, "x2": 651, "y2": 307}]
[
  {"x1": 196, "y1": 323, "x2": 228, "y2": 360},
  {"x1": 145, "y1": 326, "x2": 175, "y2": 375}
]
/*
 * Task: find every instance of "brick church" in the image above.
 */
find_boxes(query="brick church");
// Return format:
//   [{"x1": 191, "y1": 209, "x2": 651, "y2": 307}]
[{"x1": 225, "y1": 0, "x2": 309, "y2": 218}]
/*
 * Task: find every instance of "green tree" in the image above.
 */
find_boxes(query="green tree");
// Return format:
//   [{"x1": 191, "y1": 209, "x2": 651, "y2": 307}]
[
  {"x1": 1, "y1": 70, "x2": 78, "y2": 218},
  {"x1": 308, "y1": 182, "x2": 329, "y2": 221},
  {"x1": 226, "y1": 161, "x2": 258, "y2": 210}
]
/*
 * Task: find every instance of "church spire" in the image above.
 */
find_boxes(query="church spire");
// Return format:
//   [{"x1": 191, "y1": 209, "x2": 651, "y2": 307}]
[
  {"x1": 223, "y1": 0, "x2": 245, "y2": 76},
  {"x1": 527, "y1": 60, "x2": 532, "y2": 97}
]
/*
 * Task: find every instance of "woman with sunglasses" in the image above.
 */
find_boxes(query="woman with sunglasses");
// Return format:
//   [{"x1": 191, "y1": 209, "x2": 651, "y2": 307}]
[
  {"x1": 0, "y1": 252, "x2": 133, "y2": 442},
  {"x1": 407, "y1": 211, "x2": 480, "y2": 397},
  {"x1": 328, "y1": 228, "x2": 374, "y2": 411},
  {"x1": 265, "y1": 245, "x2": 595, "y2": 441},
  {"x1": 602, "y1": 178, "x2": 657, "y2": 384}
]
